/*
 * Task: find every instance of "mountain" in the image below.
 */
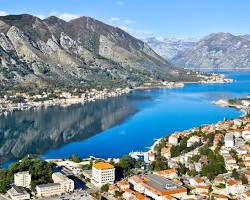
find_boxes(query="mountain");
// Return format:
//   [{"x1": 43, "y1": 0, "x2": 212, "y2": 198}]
[
  {"x1": 0, "y1": 14, "x2": 201, "y2": 93},
  {"x1": 144, "y1": 37, "x2": 197, "y2": 60},
  {"x1": 171, "y1": 32, "x2": 250, "y2": 70}
]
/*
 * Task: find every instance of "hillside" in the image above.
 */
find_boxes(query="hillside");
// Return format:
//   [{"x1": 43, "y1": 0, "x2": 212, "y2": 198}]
[
  {"x1": 0, "y1": 14, "x2": 201, "y2": 94},
  {"x1": 144, "y1": 37, "x2": 197, "y2": 60},
  {"x1": 171, "y1": 32, "x2": 250, "y2": 70}
]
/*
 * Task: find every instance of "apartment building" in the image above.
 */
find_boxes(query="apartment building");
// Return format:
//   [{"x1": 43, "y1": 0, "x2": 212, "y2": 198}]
[
  {"x1": 52, "y1": 172, "x2": 74, "y2": 192},
  {"x1": 91, "y1": 162, "x2": 115, "y2": 186},
  {"x1": 14, "y1": 171, "x2": 31, "y2": 188},
  {"x1": 36, "y1": 183, "x2": 62, "y2": 197}
]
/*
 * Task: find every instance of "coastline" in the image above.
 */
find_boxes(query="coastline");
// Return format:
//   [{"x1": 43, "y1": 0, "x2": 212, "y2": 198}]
[{"x1": 0, "y1": 72, "x2": 232, "y2": 116}]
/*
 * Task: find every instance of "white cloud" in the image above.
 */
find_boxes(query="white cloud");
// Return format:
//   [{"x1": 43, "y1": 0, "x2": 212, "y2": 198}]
[
  {"x1": 0, "y1": 11, "x2": 8, "y2": 16},
  {"x1": 108, "y1": 17, "x2": 136, "y2": 25},
  {"x1": 118, "y1": 25, "x2": 153, "y2": 39},
  {"x1": 115, "y1": 1, "x2": 123, "y2": 6},
  {"x1": 124, "y1": 19, "x2": 136, "y2": 24},
  {"x1": 49, "y1": 12, "x2": 80, "y2": 21},
  {"x1": 36, "y1": 14, "x2": 45, "y2": 19},
  {"x1": 109, "y1": 17, "x2": 121, "y2": 22}
]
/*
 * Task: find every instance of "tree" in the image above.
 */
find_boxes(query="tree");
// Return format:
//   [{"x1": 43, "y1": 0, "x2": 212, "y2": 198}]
[
  {"x1": 177, "y1": 162, "x2": 187, "y2": 175},
  {"x1": 0, "y1": 157, "x2": 54, "y2": 193},
  {"x1": 115, "y1": 155, "x2": 137, "y2": 177},
  {"x1": 101, "y1": 184, "x2": 109, "y2": 192},
  {"x1": 70, "y1": 154, "x2": 81, "y2": 163},
  {"x1": 200, "y1": 151, "x2": 226, "y2": 180},
  {"x1": 232, "y1": 169, "x2": 239, "y2": 180},
  {"x1": 148, "y1": 156, "x2": 168, "y2": 171}
]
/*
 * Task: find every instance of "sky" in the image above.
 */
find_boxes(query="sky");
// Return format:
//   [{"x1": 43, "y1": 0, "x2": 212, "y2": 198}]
[{"x1": 0, "y1": 0, "x2": 250, "y2": 39}]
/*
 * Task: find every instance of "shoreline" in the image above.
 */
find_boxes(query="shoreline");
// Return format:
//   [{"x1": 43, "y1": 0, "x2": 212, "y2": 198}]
[{"x1": 0, "y1": 74, "x2": 233, "y2": 116}]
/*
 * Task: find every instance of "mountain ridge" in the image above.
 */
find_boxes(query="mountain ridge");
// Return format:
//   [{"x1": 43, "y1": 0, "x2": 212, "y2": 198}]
[
  {"x1": 0, "y1": 14, "x2": 202, "y2": 94},
  {"x1": 171, "y1": 32, "x2": 250, "y2": 70}
]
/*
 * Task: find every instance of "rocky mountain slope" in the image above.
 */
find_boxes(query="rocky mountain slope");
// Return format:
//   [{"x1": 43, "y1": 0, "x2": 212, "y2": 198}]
[
  {"x1": 171, "y1": 32, "x2": 250, "y2": 70},
  {"x1": 144, "y1": 37, "x2": 197, "y2": 60},
  {"x1": 0, "y1": 14, "x2": 200, "y2": 93}
]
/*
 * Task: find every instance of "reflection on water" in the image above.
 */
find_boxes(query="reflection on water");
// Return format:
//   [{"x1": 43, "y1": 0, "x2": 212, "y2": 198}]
[
  {"x1": 0, "y1": 96, "x2": 137, "y2": 163},
  {"x1": 0, "y1": 71, "x2": 250, "y2": 165}
]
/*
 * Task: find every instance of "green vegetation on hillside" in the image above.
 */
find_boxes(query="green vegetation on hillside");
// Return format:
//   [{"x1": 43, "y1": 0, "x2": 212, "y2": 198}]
[{"x1": 0, "y1": 157, "x2": 54, "y2": 193}]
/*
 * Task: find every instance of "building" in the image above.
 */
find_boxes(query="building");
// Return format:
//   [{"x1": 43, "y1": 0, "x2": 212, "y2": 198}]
[
  {"x1": 123, "y1": 188, "x2": 150, "y2": 200},
  {"x1": 36, "y1": 183, "x2": 62, "y2": 197},
  {"x1": 168, "y1": 134, "x2": 179, "y2": 145},
  {"x1": 226, "y1": 179, "x2": 244, "y2": 195},
  {"x1": 154, "y1": 169, "x2": 178, "y2": 179},
  {"x1": 128, "y1": 174, "x2": 187, "y2": 200},
  {"x1": 14, "y1": 171, "x2": 31, "y2": 188},
  {"x1": 242, "y1": 191, "x2": 250, "y2": 200},
  {"x1": 224, "y1": 133, "x2": 234, "y2": 148},
  {"x1": 52, "y1": 172, "x2": 74, "y2": 192},
  {"x1": 116, "y1": 179, "x2": 130, "y2": 191},
  {"x1": 189, "y1": 177, "x2": 206, "y2": 187},
  {"x1": 91, "y1": 162, "x2": 115, "y2": 186},
  {"x1": 7, "y1": 186, "x2": 30, "y2": 200},
  {"x1": 187, "y1": 136, "x2": 200, "y2": 147}
]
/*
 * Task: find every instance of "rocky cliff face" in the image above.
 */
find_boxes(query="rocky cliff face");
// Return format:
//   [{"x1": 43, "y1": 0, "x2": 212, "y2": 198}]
[
  {"x1": 171, "y1": 33, "x2": 250, "y2": 70},
  {"x1": 0, "y1": 14, "x2": 200, "y2": 92},
  {"x1": 144, "y1": 37, "x2": 197, "y2": 60}
]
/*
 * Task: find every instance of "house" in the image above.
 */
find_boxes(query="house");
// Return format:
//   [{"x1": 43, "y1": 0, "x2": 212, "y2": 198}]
[
  {"x1": 147, "y1": 151, "x2": 156, "y2": 162},
  {"x1": 224, "y1": 157, "x2": 239, "y2": 171},
  {"x1": 7, "y1": 186, "x2": 30, "y2": 200},
  {"x1": 154, "y1": 169, "x2": 178, "y2": 179},
  {"x1": 161, "y1": 144, "x2": 172, "y2": 159},
  {"x1": 116, "y1": 179, "x2": 130, "y2": 191},
  {"x1": 187, "y1": 136, "x2": 200, "y2": 147},
  {"x1": 224, "y1": 133, "x2": 234, "y2": 148},
  {"x1": 123, "y1": 189, "x2": 150, "y2": 200},
  {"x1": 194, "y1": 185, "x2": 209, "y2": 195},
  {"x1": 189, "y1": 177, "x2": 206, "y2": 187},
  {"x1": 236, "y1": 147, "x2": 248, "y2": 155},
  {"x1": 226, "y1": 179, "x2": 244, "y2": 195},
  {"x1": 244, "y1": 171, "x2": 250, "y2": 183},
  {"x1": 242, "y1": 130, "x2": 250, "y2": 141},
  {"x1": 241, "y1": 191, "x2": 250, "y2": 200},
  {"x1": 128, "y1": 176, "x2": 145, "y2": 193},
  {"x1": 168, "y1": 134, "x2": 179, "y2": 145},
  {"x1": 214, "y1": 176, "x2": 225, "y2": 186},
  {"x1": 242, "y1": 154, "x2": 250, "y2": 161},
  {"x1": 213, "y1": 194, "x2": 228, "y2": 200}
]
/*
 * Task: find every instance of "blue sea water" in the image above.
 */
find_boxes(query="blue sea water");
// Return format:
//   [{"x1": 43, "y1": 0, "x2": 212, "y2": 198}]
[
  {"x1": 1, "y1": 71, "x2": 250, "y2": 167},
  {"x1": 42, "y1": 71, "x2": 250, "y2": 159}
]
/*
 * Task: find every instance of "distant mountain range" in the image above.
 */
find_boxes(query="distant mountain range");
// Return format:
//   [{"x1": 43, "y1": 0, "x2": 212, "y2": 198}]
[
  {"x1": 145, "y1": 33, "x2": 250, "y2": 70},
  {"x1": 171, "y1": 33, "x2": 250, "y2": 70},
  {"x1": 0, "y1": 14, "x2": 200, "y2": 93},
  {"x1": 144, "y1": 37, "x2": 197, "y2": 60}
]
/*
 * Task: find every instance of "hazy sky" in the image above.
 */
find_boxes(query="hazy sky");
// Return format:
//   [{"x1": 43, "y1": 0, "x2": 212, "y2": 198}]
[{"x1": 1, "y1": 0, "x2": 250, "y2": 39}]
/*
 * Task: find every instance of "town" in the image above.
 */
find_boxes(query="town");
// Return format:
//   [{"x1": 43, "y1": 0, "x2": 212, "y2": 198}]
[
  {"x1": 0, "y1": 110, "x2": 250, "y2": 200},
  {"x1": 0, "y1": 73, "x2": 232, "y2": 116}
]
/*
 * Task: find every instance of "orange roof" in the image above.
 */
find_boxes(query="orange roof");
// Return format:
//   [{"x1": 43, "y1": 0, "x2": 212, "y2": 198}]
[
  {"x1": 195, "y1": 185, "x2": 209, "y2": 189},
  {"x1": 135, "y1": 191, "x2": 148, "y2": 200},
  {"x1": 244, "y1": 191, "x2": 250, "y2": 197},
  {"x1": 200, "y1": 192, "x2": 209, "y2": 196},
  {"x1": 194, "y1": 177, "x2": 204, "y2": 183},
  {"x1": 213, "y1": 194, "x2": 228, "y2": 199},
  {"x1": 93, "y1": 162, "x2": 114, "y2": 170},
  {"x1": 157, "y1": 169, "x2": 177, "y2": 175},
  {"x1": 162, "y1": 187, "x2": 187, "y2": 196},
  {"x1": 245, "y1": 170, "x2": 250, "y2": 176},
  {"x1": 226, "y1": 179, "x2": 239, "y2": 186}
]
